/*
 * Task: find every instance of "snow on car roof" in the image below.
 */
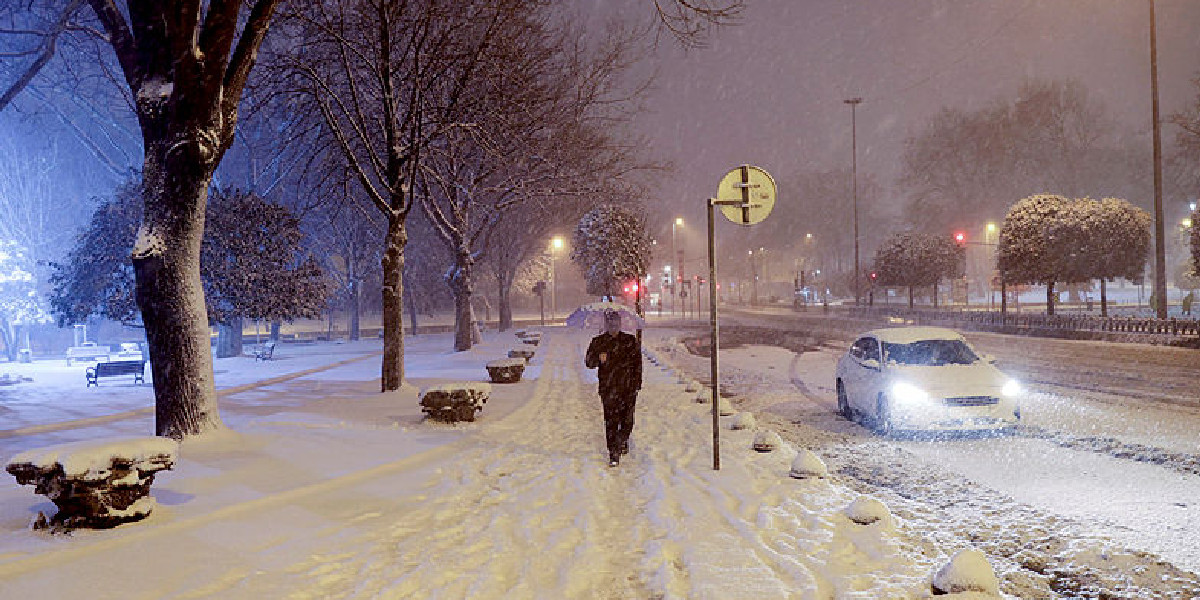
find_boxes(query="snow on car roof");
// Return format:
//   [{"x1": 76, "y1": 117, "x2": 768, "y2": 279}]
[{"x1": 864, "y1": 327, "x2": 965, "y2": 344}]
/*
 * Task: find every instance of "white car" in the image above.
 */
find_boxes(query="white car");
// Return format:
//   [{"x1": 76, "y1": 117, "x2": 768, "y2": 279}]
[{"x1": 834, "y1": 327, "x2": 1022, "y2": 435}]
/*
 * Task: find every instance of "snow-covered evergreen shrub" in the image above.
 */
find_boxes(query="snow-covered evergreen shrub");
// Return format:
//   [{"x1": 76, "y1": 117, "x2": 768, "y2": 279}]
[{"x1": 931, "y1": 548, "x2": 1000, "y2": 596}]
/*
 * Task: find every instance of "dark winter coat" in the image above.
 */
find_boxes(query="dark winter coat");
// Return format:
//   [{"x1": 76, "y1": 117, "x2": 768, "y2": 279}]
[{"x1": 584, "y1": 331, "x2": 643, "y2": 396}]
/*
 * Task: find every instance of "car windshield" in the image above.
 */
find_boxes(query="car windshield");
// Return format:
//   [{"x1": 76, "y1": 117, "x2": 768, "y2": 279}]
[{"x1": 883, "y1": 339, "x2": 979, "y2": 366}]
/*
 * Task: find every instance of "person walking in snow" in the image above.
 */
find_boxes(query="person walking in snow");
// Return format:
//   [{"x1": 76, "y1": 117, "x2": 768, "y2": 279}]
[{"x1": 584, "y1": 309, "x2": 643, "y2": 467}]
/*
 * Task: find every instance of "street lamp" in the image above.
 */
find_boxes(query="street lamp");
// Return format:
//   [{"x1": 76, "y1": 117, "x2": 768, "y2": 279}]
[
  {"x1": 845, "y1": 97, "x2": 863, "y2": 306},
  {"x1": 1148, "y1": 0, "x2": 1167, "y2": 319},
  {"x1": 550, "y1": 236, "x2": 564, "y2": 319},
  {"x1": 672, "y1": 217, "x2": 683, "y2": 317}
]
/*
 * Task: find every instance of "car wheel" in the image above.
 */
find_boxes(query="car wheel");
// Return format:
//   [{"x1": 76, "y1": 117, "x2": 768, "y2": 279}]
[
  {"x1": 836, "y1": 380, "x2": 852, "y2": 420},
  {"x1": 875, "y1": 394, "x2": 894, "y2": 436}
]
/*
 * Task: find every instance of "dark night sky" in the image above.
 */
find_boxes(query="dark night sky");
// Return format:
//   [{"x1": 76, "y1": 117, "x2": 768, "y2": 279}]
[{"x1": 595, "y1": 0, "x2": 1200, "y2": 251}]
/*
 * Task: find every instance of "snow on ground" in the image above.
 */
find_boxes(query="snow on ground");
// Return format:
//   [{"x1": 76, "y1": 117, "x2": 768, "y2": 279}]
[
  {"x1": 648, "y1": 328, "x2": 1200, "y2": 598},
  {"x1": 1, "y1": 328, "x2": 946, "y2": 599}
]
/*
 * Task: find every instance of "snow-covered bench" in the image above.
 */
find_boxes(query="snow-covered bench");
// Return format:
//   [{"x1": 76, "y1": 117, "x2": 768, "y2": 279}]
[
  {"x1": 486, "y1": 358, "x2": 526, "y2": 383},
  {"x1": 419, "y1": 382, "x2": 491, "y2": 423},
  {"x1": 85, "y1": 360, "x2": 146, "y2": 386},
  {"x1": 5, "y1": 436, "x2": 178, "y2": 529},
  {"x1": 66, "y1": 343, "x2": 110, "y2": 366}
]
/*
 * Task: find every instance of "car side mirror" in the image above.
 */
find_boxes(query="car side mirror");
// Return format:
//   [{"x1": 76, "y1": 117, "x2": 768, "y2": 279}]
[{"x1": 862, "y1": 358, "x2": 881, "y2": 371}]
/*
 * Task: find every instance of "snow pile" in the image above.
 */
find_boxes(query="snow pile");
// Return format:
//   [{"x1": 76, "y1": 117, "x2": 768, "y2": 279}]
[
  {"x1": 730, "y1": 412, "x2": 756, "y2": 430},
  {"x1": 789, "y1": 449, "x2": 828, "y2": 479},
  {"x1": 717, "y1": 396, "x2": 735, "y2": 416},
  {"x1": 844, "y1": 495, "x2": 893, "y2": 527},
  {"x1": 931, "y1": 548, "x2": 1000, "y2": 596},
  {"x1": 752, "y1": 429, "x2": 782, "y2": 452}
]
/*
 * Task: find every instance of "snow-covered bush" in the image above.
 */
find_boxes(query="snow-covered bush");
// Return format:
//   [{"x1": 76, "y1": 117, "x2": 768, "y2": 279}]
[
  {"x1": 718, "y1": 396, "x2": 735, "y2": 416},
  {"x1": 844, "y1": 495, "x2": 892, "y2": 526},
  {"x1": 931, "y1": 548, "x2": 1000, "y2": 596},
  {"x1": 789, "y1": 449, "x2": 828, "y2": 479}
]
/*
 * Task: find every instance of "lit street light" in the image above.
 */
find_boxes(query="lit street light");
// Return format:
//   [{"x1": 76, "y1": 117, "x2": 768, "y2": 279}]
[
  {"x1": 550, "y1": 236, "x2": 564, "y2": 319},
  {"x1": 672, "y1": 217, "x2": 683, "y2": 317}
]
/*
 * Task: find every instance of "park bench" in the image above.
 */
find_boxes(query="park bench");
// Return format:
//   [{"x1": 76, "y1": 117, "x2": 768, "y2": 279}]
[
  {"x1": 85, "y1": 360, "x2": 146, "y2": 387},
  {"x1": 419, "y1": 382, "x2": 491, "y2": 423},
  {"x1": 66, "y1": 342, "x2": 110, "y2": 366},
  {"x1": 253, "y1": 341, "x2": 276, "y2": 361},
  {"x1": 486, "y1": 358, "x2": 526, "y2": 383},
  {"x1": 6, "y1": 436, "x2": 178, "y2": 529}
]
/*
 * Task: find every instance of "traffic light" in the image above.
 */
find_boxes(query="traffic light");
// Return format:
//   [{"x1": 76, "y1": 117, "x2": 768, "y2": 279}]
[
  {"x1": 870, "y1": 271, "x2": 877, "y2": 281},
  {"x1": 954, "y1": 231, "x2": 966, "y2": 247}
]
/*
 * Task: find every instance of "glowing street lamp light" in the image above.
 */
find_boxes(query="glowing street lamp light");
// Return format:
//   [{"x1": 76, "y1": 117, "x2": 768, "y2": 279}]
[{"x1": 550, "y1": 236, "x2": 564, "y2": 319}]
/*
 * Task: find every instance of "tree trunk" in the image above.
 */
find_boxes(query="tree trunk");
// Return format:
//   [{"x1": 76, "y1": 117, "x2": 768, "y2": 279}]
[
  {"x1": 349, "y1": 279, "x2": 361, "y2": 341},
  {"x1": 406, "y1": 283, "x2": 419, "y2": 337},
  {"x1": 498, "y1": 276, "x2": 513, "y2": 332},
  {"x1": 134, "y1": 162, "x2": 223, "y2": 440},
  {"x1": 932, "y1": 279, "x2": 939, "y2": 308},
  {"x1": 0, "y1": 319, "x2": 15, "y2": 362},
  {"x1": 215, "y1": 317, "x2": 244, "y2": 358},
  {"x1": 1046, "y1": 281, "x2": 1056, "y2": 316},
  {"x1": 270, "y1": 320, "x2": 281, "y2": 342},
  {"x1": 908, "y1": 286, "x2": 914, "y2": 309},
  {"x1": 1100, "y1": 279, "x2": 1108, "y2": 317},
  {"x1": 451, "y1": 251, "x2": 475, "y2": 352},
  {"x1": 381, "y1": 215, "x2": 407, "y2": 391}
]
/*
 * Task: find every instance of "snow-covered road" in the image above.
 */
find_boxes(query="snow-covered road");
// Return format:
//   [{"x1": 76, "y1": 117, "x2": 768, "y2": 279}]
[{"x1": 651, "y1": 314, "x2": 1200, "y2": 598}]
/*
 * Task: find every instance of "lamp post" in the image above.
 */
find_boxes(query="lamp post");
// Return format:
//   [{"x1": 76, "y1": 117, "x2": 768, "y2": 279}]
[
  {"x1": 672, "y1": 217, "x2": 683, "y2": 316},
  {"x1": 845, "y1": 97, "x2": 863, "y2": 306},
  {"x1": 550, "y1": 236, "x2": 564, "y2": 319},
  {"x1": 1148, "y1": 0, "x2": 1167, "y2": 319}
]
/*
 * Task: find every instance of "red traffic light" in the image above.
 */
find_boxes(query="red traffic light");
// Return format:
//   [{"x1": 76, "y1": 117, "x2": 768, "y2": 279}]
[
  {"x1": 953, "y1": 232, "x2": 966, "y2": 245},
  {"x1": 869, "y1": 272, "x2": 877, "y2": 280}
]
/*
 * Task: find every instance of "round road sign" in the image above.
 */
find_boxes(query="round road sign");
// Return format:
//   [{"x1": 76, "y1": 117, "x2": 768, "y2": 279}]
[{"x1": 716, "y1": 165, "x2": 776, "y2": 226}]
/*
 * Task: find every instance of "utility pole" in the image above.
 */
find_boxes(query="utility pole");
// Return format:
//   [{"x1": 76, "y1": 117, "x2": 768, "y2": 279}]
[
  {"x1": 845, "y1": 97, "x2": 863, "y2": 306},
  {"x1": 1149, "y1": 0, "x2": 1168, "y2": 319}
]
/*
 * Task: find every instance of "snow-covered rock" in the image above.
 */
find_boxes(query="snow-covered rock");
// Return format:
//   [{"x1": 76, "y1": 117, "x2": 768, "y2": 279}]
[
  {"x1": 752, "y1": 429, "x2": 782, "y2": 453},
  {"x1": 844, "y1": 495, "x2": 892, "y2": 526},
  {"x1": 730, "y1": 412, "x2": 756, "y2": 430},
  {"x1": 931, "y1": 548, "x2": 1000, "y2": 596},
  {"x1": 507, "y1": 348, "x2": 535, "y2": 363},
  {"x1": 5, "y1": 436, "x2": 178, "y2": 529},
  {"x1": 789, "y1": 449, "x2": 828, "y2": 479}
]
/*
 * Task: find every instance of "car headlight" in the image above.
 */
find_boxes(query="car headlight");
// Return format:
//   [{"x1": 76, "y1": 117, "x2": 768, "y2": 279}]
[
  {"x1": 891, "y1": 381, "x2": 929, "y2": 404},
  {"x1": 1002, "y1": 379, "x2": 1022, "y2": 397}
]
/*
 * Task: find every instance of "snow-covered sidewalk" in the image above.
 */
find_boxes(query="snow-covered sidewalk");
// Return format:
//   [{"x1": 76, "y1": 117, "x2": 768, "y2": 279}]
[{"x1": 1, "y1": 329, "x2": 941, "y2": 599}]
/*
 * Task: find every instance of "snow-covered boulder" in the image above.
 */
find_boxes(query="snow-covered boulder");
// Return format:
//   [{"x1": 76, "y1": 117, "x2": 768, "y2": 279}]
[
  {"x1": 789, "y1": 449, "x2": 828, "y2": 479},
  {"x1": 420, "y1": 382, "x2": 492, "y2": 422},
  {"x1": 844, "y1": 496, "x2": 892, "y2": 526},
  {"x1": 718, "y1": 397, "x2": 735, "y2": 416},
  {"x1": 507, "y1": 348, "x2": 535, "y2": 363},
  {"x1": 931, "y1": 548, "x2": 1000, "y2": 596},
  {"x1": 6, "y1": 436, "x2": 178, "y2": 529},
  {"x1": 752, "y1": 429, "x2": 782, "y2": 453},
  {"x1": 730, "y1": 412, "x2": 756, "y2": 430},
  {"x1": 486, "y1": 358, "x2": 526, "y2": 383}
]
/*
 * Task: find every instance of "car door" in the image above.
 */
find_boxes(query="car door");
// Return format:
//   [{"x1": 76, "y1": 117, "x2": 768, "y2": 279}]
[{"x1": 844, "y1": 336, "x2": 882, "y2": 412}]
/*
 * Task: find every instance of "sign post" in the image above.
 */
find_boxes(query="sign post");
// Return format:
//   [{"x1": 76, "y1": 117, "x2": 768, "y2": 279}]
[{"x1": 708, "y1": 165, "x2": 776, "y2": 470}]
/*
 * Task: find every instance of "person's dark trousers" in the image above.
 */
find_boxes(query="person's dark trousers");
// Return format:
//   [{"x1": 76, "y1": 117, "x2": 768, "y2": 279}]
[{"x1": 602, "y1": 391, "x2": 637, "y2": 461}]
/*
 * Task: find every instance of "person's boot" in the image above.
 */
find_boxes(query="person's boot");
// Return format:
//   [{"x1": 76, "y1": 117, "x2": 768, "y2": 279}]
[
  {"x1": 619, "y1": 442, "x2": 629, "y2": 456},
  {"x1": 609, "y1": 453, "x2": 619, "y2": 467}
]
